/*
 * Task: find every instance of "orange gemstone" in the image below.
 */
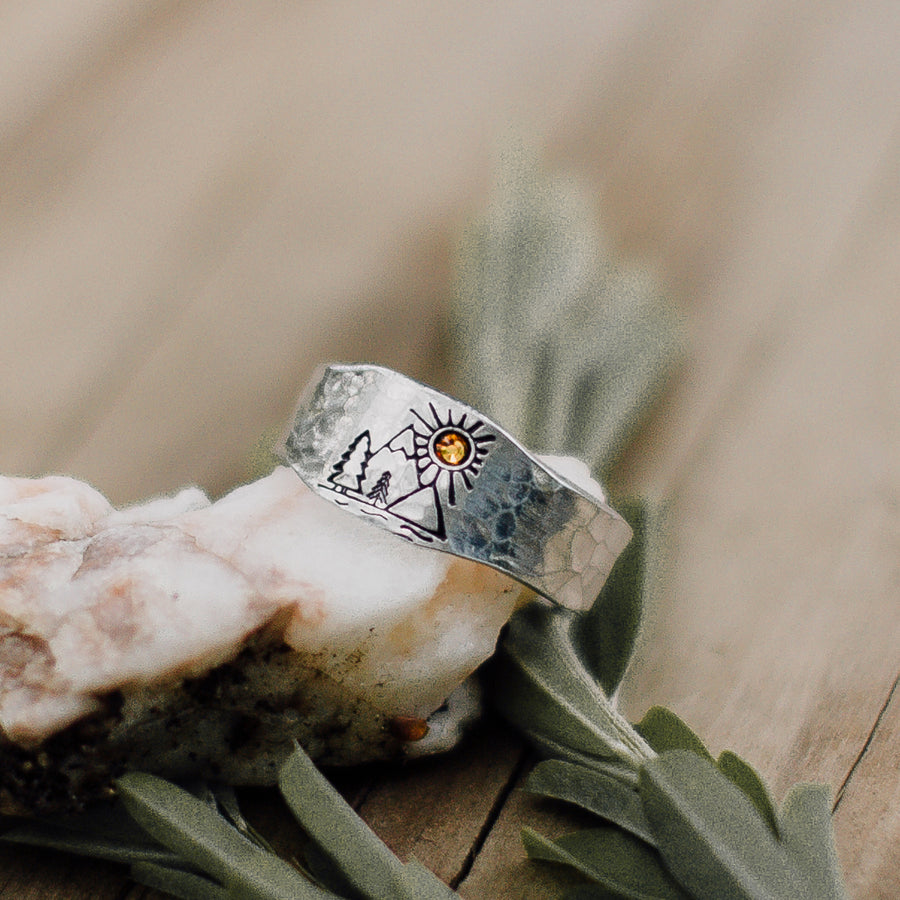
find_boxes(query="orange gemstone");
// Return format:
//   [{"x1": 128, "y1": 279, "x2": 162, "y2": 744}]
[{"x1": 433, "y1": 431, "x2": 470, "y2": 465}]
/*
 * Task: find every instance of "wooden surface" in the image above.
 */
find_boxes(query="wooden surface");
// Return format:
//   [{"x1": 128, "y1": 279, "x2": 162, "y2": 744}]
[{"x1": 1, "y1": 3, "x2": 899, "y2": 898}]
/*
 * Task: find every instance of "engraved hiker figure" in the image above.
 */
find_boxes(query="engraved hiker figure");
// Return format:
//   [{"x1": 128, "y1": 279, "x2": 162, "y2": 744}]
[{"x1": 366, "y1": 471, "x2": 391, "y2": 506}]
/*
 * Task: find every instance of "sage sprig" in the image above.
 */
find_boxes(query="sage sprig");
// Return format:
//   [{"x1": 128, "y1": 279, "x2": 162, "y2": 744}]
[
  {"x1": 2, "y1": 743, "x2": 460, "y2": 900},
  {"x1": 490, "y1": 505, "x2": 848, "y2": 900}
]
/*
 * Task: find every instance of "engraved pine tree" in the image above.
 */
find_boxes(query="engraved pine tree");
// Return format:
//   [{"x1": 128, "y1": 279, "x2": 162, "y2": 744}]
[
  {"x1": 366, "y1": 471, "x2": 391, "y2": 506},
  {"x1": 328, "y1": 431, "x2": 371, "y2": 493}
]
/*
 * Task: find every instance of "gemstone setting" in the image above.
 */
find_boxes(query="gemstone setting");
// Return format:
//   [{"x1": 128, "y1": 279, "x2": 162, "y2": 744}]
[{"x1": 431, "y1": 429, "x2": 471, "y2": 467}]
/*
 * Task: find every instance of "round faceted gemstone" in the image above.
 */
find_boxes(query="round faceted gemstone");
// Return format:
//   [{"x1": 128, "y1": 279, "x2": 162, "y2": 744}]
[{"x1": 432, "y1": 430, "x2": 471, "y2": 466}]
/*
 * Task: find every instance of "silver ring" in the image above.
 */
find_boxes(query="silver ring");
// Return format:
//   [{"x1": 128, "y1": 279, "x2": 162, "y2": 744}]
[{"x1": 283, "y1": 364, "x2": 632, "y2": 610}]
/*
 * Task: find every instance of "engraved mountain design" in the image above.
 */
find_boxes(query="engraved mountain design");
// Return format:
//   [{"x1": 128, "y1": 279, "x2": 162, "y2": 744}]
[{"x1": 320, "y1": 405, "x2": 495, "y2": 541}]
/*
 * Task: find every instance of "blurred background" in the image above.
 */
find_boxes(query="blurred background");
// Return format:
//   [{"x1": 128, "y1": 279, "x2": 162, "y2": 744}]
[
  {"x1": 4, "y1": 2, "x2": 894, "y2": 505},
  {"x1": 2, "y1": 4, "x2": 900, "y2": 895},
  {"x1": 4, "y1": 0, "x2": 650, "y2": 503}
]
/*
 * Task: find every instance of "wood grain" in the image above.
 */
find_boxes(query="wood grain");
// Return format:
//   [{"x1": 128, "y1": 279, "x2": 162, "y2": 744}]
[
  {"x1": 355, "y1": 721, "x2": 526, "y2": 887},
  {"x1": 834, "y1": 677, "x2": 900, "y2": 900},
  {"x1": 457, "y1": 768, "x2": 592, "y2": 900}
]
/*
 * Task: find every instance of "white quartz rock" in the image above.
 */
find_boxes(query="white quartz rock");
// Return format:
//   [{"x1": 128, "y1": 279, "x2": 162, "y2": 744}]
[
  {"x1": 172, "y1": 467, "x2": 525, "y2": 725},
  {"x1": 0, "y1": 457, "x2": 611, "y2": 811}
]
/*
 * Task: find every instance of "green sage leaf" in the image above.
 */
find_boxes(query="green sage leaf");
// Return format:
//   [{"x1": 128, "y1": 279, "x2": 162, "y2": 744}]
[
  {"x1": 528, "y1": 746, "x2": 640, "y2": 787},
  {"x1": 522, "y1": 826, "x2": 688, "y2": 899},
  {"x1": 1, "y1": 801, "x2": 180, "y2": 868},
  {"x1": 565, "y1": 886, "x2": 638, "y2": 900},
  {"x1": 717, "y1": 750, "x2": 779, "y2": 836},
  {"x1": 492, "y1": 649, "x2": 631, "y2": 765},
  {"x1": 779, "y1": 783, "x2": 848, "y2": 899},
  {"x1": 1, "y1": 817, "x2": 179, "y2": 868},
  {"x1": 117, "y1": 772, "x2": 329, "y2": 900},
  {"x1": 401, "y1": 859, "x2": 462, "y2": 899},
  {"x1": 451, "y1": 144, "x2": 679, "y2": 479},
  {"x1": 513, "y1": 725, "x2": 641, "y2": 783},
  {"x1": 491, "y1": 599, "x2": 654, "y2": 770},
  {"x1": 576, "y1": 501, "x2": 646, "y2": 696},
  {"x1": 526, "y1": 759, "x2": 654, "y2": 845},
  {"x1": 639, "y1": 751, "x2": 815, "y2": 900},
  {"x1": 634, "y1": 707, "x2": 714, "y2": 763},
  {"x1": 130, "y1": 861, "x2": 228, "y2": 900},
  {"x1": 278, "y1": 745, "x2": 408, "y2": 898},
  {"x1": 278, "y1": 744, "x2": 454, "y2": 900},
  {"x1": 300, "y1": 840, "x2": 361, "y2": 898}
]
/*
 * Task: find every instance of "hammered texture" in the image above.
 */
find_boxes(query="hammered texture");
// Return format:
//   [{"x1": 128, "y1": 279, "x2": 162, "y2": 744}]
[{"x1": 284, "y1": 364, "x2": 631, "y2": 610}]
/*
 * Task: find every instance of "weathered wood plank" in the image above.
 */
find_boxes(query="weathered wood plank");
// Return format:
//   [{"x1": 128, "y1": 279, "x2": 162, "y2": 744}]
[
  {"x1": 834, "y1": 676, "x2": 900, "y2": 900},
  {"x1": 456, "y1": 764, "x2": 595, "y2": 900},
  {"x1": 608, "y1": 5, "x2": 900, "y2": 501},
  {"x1": 608, "y1": 124, "x2": 900, "y2": 900},
  {"x1": 623, "y1": 121, "x2": 900, "y2": 719},
  {"x1": 355, "y1": 720, "x2": 525, "y2": 887}
]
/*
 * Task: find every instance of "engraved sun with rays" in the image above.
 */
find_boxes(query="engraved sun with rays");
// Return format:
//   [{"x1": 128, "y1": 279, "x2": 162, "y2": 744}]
[
  {"x1": 321, "y1": 402, "x2": 496, "y2": 541},
  {"x1": 410, "y1": 404, "x2": 495, "y2": 506}
]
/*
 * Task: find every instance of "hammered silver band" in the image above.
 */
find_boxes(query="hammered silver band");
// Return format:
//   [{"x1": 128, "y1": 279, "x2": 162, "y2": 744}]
[{"x1": 283, "y1": 364, "x2": 632, "y2": 611}]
